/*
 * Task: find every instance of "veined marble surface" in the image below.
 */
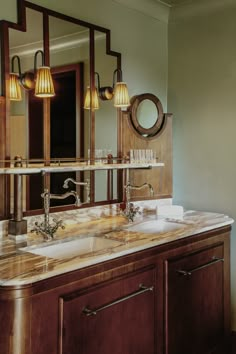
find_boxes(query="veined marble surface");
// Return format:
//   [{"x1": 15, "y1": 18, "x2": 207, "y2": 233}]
[{"x1": 0, "y1": 204, "x2": 233, "y2": 287}]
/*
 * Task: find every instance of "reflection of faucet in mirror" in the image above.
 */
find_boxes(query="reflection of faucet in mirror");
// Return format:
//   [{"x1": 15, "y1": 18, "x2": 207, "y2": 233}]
[
  {"x1": 123, "y1": 182, "x2": 154, "y2": 222},
  {"x1": 31, "y1": 188, "x2": 81, "y2": 241},
  {"x1": 63, "y1": 178, "x2": 90, "y2": 204}
]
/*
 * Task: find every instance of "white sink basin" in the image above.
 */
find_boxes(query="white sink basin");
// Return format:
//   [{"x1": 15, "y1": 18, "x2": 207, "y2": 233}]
[
  {"x1": 20, "y1": 236, "x2": 122, "y2": 259},
  {"x1": 124, "y1": 219, "x2": 185, "y2": 234}
]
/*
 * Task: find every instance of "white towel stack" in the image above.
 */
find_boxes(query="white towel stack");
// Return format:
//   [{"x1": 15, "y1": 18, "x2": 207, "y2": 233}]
[{"x1": 156, "y1": 205, "x2": 184, "y2": 219}]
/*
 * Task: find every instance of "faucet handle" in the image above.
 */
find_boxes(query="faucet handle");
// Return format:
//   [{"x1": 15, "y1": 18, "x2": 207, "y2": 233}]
[
  {"x1": 123, "y1": 203, "x2": 141, "y2": 223},
  {"x1": 41, "y1": 188, "x2": 50, "y2": 198},
  {"x1": 51, "y1": 218, "x2": 65, "y2": 233}
]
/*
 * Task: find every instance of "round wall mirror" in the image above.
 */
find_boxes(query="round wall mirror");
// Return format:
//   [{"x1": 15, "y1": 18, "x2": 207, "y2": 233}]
[
  {"x1": 136, "y1": 99, "x2": 158, "y2": 129},
  {"x1": 129, "y1": 93, "x2": 164, "y2": 138}
]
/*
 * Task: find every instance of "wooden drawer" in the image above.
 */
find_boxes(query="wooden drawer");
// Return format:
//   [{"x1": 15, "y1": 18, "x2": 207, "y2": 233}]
[{"x1": 59, "y1": 266, "x2": 156, "y2": 354}]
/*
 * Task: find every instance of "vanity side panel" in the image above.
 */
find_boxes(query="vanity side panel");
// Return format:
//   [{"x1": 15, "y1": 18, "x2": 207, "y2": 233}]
[
  {"x1": 0, "y1": 296, "x2": 32, "y2": 354},
  {"x1": 121, "y1": 113, "x2": 172, "y2": 200}
]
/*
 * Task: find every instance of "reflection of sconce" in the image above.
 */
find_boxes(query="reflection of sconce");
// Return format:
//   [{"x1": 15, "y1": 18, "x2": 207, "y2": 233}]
[
  {"x1": 83, "y1": 69, "x2": 130, "y2": 110},
  {"x1": 9, "y1": 56, "x2": 22, "y2": 101},
  {"x1": 9, "y1": 50, "x2": 55, "y2": 101},
  {"x1": 84, "y1": 86, "x2": 99, "y2": 110}
]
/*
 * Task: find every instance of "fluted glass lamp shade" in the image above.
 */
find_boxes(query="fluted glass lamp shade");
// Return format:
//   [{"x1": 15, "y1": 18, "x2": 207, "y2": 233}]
[
  {"x1": 113, "y1": 82, "x2": 130, "y2": 108},
  {"x1": 84, "y1": 86, "x2": 99, "y2": 110},
  {"x1": 34, "y1": 66, "x2": 55, "y2": 98},
  {"x1": 9, "y1": 73, "x2": 22, "y2": 101}
]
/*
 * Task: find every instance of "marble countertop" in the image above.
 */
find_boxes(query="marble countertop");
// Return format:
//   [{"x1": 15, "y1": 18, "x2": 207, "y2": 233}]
[{"x1": 0, "y1": 209, "x2": 233, "y2": 287}]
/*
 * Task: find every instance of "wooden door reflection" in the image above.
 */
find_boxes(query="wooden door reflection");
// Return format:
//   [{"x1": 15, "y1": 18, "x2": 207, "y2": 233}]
[{"x1": 27, "y1": 63, "x2": 83, "y2": 211}]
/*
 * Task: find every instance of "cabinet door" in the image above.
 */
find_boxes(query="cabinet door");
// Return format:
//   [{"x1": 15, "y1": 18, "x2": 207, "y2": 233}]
[
  {"x1": 165, "y1": 244, "x2": 225, "y2": 354},
  {"x1": 59, "y1": 267, "x2": 156, "y2": 354}
]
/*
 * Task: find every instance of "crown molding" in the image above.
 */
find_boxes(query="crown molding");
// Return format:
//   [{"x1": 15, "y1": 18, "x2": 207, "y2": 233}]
[
  {"x1": 157, "y1": 0, "x2": 193, "y2": 7},
  {"x1": 169, "y1": 0, "x2": 236, "y2": 22},
  {"x1": 10, "y1": 30, "x2": 106, "y2": 58},
  {"x1": 112, "y1": 0, "x2": 170, "y2": 24}
]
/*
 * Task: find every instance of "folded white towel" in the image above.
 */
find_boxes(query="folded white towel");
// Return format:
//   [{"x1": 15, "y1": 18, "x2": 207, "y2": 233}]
[{"x1": 156, "y1": 205, "x2": 184, "y2": 218}]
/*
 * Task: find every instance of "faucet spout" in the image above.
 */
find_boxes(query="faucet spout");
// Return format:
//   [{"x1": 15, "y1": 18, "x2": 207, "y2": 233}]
[
  {"x1": 125, "y1": 182, "x2": 154, "y2": 196},
  {"x1": 123, "y1": 181, "x2": 154, "y2": 222},
  {"x1": 48, "y1": 190, "x2": 82, "y2": 207},
  {"x1": 31, "y1": 187, "x2": 81, "y2": 240},
  {"x1": 63, "y1": 178, "x2": 90, "y2": 204}
]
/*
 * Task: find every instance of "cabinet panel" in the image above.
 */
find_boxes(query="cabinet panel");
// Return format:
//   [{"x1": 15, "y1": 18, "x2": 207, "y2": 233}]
[
  {"x1": 59, "y1": 267, "x2": 156, "y2": 354},
  {"x1": 165, "y1": 244, "x2": 224, "y2": 354}
]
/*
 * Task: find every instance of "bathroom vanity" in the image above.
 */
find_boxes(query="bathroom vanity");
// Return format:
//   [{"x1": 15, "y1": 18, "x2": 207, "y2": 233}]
[
  {"x1": 0, "y1": 209, "x2": 232, "y2": 354},
  {"x1": 0, "y1": 2, "x2": 232, "y2": 354}
]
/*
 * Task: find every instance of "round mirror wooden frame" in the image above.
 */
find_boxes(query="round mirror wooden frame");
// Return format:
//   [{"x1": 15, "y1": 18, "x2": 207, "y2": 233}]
[{"x1": 129, "y1": 93, "x2": 164, "y2": 138}]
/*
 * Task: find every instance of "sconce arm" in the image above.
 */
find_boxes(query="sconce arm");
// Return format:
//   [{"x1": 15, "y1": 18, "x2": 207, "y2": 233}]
[
  {"x1": 34, "y1": 50, "x2": 45, "y2": 72},
  {"x1": 95, "y1": 72, "x2": 101, "y2": 91},
  {"x1": 11, "y1": 55, "x2": 22, "y2": 77},
  {"x1": 112, "y1": 68, "x2": 122, "y2": 88}
]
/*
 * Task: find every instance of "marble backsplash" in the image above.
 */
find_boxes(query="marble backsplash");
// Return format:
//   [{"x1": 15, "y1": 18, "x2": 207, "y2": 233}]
[{"x1": 0, "y1": 199, "x2": 173, "y2": 239}]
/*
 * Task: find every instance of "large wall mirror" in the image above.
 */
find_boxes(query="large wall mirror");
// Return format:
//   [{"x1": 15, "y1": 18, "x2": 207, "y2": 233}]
[{"x1": 1, "y1": 0, "x2": 122, "y2": 218}]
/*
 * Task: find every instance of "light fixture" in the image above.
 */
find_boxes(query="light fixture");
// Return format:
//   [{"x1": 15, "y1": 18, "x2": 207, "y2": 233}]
[
  {"x1": 9, "y1": 50, "x2": 55, "y2": 100},
  {"x1": 84, "y1": 86, "x2": 100, "y2": 110},
  {"x1": 112, "y1": 69, "x2": 130, "y2": 108},
  {"x1": 9, "y1": 56, "x2": 22, "y2": 101},
  {"x1": 34, "y1": 50, "x2": 55, "y2": 98},
  {"x1": 83, "y1": 69, "x2": 130, "y2": 110}
]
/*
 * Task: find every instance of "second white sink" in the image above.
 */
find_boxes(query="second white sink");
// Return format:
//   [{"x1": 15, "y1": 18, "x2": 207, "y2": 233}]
[
  {"x1": 124, "y1": 219, "x2": 185, "y2": 234},
  {"x1": 20, "y1": 236, "x2": 122, "y2": 259}
]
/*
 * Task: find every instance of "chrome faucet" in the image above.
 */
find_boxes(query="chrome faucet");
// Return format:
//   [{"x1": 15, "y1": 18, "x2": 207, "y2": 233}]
[
  {"x1": 63, "y1": 178, "x2": 90, "y2": 204},
  {"x1": 31, "y1": 188, "x2": 81, "y2": 241},
  {"x1": 123, "y1": 182, "x2": 154, "y2": 222}
]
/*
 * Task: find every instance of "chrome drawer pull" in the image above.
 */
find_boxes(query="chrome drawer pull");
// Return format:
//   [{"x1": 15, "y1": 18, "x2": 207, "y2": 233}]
[
  {"x1": 176, "y1": 256, "x2": 224, "y2": 276},
  {"x1": 82, "y1": 284, "x2": 154, "y2": 317}
]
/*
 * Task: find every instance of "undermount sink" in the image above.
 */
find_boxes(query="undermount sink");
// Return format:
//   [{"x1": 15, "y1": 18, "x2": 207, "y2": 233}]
[
  {"x1": 123, "y1": 219, "x2": 185, "y2": 234},
  {"x1": 20, "y1": 236, "x2": 122, "y2": 259}
]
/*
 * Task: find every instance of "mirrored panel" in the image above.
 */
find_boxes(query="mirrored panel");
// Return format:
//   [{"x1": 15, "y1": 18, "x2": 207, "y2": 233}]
[
  {"x1": 94, "y1": 30, "x2": 118, "y2": 202},
  {"x1": 9, "y1": 7, "x2": 44, "y2": 212},
  {"x1": 9, "y1": 7, "x2": 44, "y2": 160},
  {"x1": 48, "y1": 16, "x2": 90, "y2": 207},
  {"x1": 8, "y1": 7, "x2": 92, "y2": 211}
]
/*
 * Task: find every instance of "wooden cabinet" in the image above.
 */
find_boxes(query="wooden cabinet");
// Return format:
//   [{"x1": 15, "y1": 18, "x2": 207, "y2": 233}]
[
  {"x1": 165, "y1": 244, "x2": 226, "y2": 354},
  {"x1": 0, "y1": 226, "x2": 231, "y2": 354},
  {"x1": 60, "y1": 267, "x2": 156, "y2": 354}
]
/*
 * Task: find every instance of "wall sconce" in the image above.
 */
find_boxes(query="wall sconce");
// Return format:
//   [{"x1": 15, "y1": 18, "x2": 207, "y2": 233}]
[
  {"x1": 34, "y1": 50, "x2": 55, "y2": 98},
  {"x1": 112, "y1": 69, "x2": 130, "y2": 108},
  {"x1": 83, "y1": 69, "x2": 130, "y2": 110},
  {"x1": 84, "y1": 86, "x2": 100, "y2": 110},
  {"x1": 9, "y1": 56, "x2": 22, "y2": 101},
  {"x1": 9, "y1": 50, "x2": 55, "y2": 101}
]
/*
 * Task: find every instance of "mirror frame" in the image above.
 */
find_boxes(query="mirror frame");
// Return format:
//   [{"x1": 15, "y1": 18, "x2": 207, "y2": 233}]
[
  {"x1": 128, "y1": 93, "x2": 164, "y2": 138},
  {"x1": 0, "y1": 0, "x2": 123, "y2": 219}
]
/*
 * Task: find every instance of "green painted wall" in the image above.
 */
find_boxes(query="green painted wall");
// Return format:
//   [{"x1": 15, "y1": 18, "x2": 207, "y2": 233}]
[{"x1": 169, "y1": 2, "x2": 236, "y2": 329}]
